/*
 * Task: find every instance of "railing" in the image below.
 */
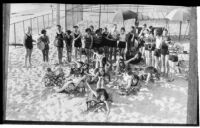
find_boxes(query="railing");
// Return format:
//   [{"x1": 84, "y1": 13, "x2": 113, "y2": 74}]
[{"x1": 9, "y1": 12, "x2": 55, "y2": 47}]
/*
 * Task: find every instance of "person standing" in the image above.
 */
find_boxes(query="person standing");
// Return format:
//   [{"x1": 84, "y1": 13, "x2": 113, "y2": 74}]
[
  {"x1": 102, "y1": 27, "x2": 109, "y2": 60},
  {"x1": 38, "y1": 29, "x2": 50, "y2": 64},
  {"x1": 161, "y1": 28, "x2": 171, "y2": 77},
  {"x1": 83, "y1": 28, "x2": 93, "y2": 63},
  {"x1": 72, "y1": 25, "x2": 82, "y2": 61},
  {"x1": 64, "y1": 30, "x2": 73, "y2": 62},
  {"x1": 126, "y1": 26, "x2": 137, "y2": 56},
  {"x1": 107, "y1": 24, "x2": 120, "y2": 62},
  {"x1": 55, "y1": 25, "x2": 65, "y2": 65},
  {"x1": 154, "y1": 28, "x2": 162, "y2": 71},
  {"x1": 118, "y1": 27, "x2": 127, "y2": 59},
  {"x1": 23, "y1": 26, "x2": 36, "y2": 68}
]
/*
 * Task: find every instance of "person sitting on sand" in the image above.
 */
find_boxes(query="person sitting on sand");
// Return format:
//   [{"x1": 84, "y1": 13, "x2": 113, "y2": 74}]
[
  {"x1": 85, "y1": 80, "x2": 110, "y2": 116},
  {"x1": 118, "y1": 70, "x2": 141, "y2": 95},
  {"x1": 91, "y1": 67, "x2": 107, "y2": 89},
  {"x1": 113, "y1": 51, "x2": 143, "y2": 75},
  {"x1": 42, "y1": 68, "x2": 56, "y2": 87},
  {"x1": 54, "y1": 67, "x2": 66, "y2": 87}
]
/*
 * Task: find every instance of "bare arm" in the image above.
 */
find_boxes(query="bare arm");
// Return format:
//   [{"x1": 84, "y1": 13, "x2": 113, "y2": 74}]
[
  {"x1": 86, "y1": 80, "x2": 97, "y2": 97},
  {"x1": 124, "y1": 53, "x2": 138, "y2": 65},
  {"x1": 47, "y1": 36, "x2": 50, "y2": 44},
  {"x1": 90, "y1": 35, "x2": 93, "y2": 49},
  {"x1": 56, "y1": 81, "x2": 74, "y2": 93},
  {"x1": 125, "y1": 78, "x2": 132, "y2": 89},
  {"x1": 74, "y1": 31, "x2": 81, "y2": 41},
  {"x1": 105, "y1": 101, "x2": 110, "y2": 116}
]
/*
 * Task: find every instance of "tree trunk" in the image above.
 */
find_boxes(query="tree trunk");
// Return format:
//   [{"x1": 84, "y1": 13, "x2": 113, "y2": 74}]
[
  {"x1": 56, "y1": 4, "x2": 60, "y2": 25},
  {"x1": 3, "y1": 3, "x2": 10, "y2": 120},
  {"x1": 187, "y1": 7, "x2": 198, "y2": 125}
]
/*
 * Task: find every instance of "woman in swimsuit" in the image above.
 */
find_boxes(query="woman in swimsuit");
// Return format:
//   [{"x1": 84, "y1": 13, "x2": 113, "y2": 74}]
[
  {"x1": 154, "y1": 28, "x2": 163, "y2": 70},
  {"x1": 23, "y1": 27, "x2": 36, "y2": 68},
  {"x1": 107, "y1": 24, "x2": 120, "y2": 62},
  {"x1": 118, "y1": 27, "x2": 127, "y2": 59},
  {"x1": 64, "y1": 30, "x2": 73, "y2": 62},
  {"x1": 55, "y1": 25, "x2": 65, "y2": 65},
  {"x1": 161, "y1": 28, "x2": 171, "y2": 77},
  {"x1": 38, "y1": 29, "x2": 50, "y2": 64},
  {"x1": 83, "y1": 28, "x2": 93, "y2": 63},
  {"x1": 72, "y1": 26, "x2": 82, "y2": 61},
  {"x1": 86, "y1": 80, "x2": 110, "y2": 116}
]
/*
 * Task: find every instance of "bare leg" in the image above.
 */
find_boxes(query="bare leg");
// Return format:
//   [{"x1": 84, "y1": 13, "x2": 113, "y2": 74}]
[
  {"x1": 151, "y1": 51, "x2": 155, "y2": 67},
  {"x1": 145, "y1": 73, "x2": 151, "y2": 85},
  {"x1": 109, "y1": 47, "x2": 112, "y2": 61},
  {"x1": 96, "y1": 78, "x2": 101, "y2": 89},
  {"x1": 24, "y1": 48, "x2": 28, "y2": 67},
  {"x1": 114, "y1": 47, "x2": 117, "y2": 62},
  {"x1": 161, "y1": 54, "x2": 165, "y2": 75},
  {"x1": 75, "y1": 47, "x2": 77, "y2": 60},
  {"x1": 29, "y1": 49, "x2": 33, "y2": 67},
  {"x1": 79, "y1": 47, "x2": 82, "y2": 61},
  {"x1": 165, "y1": 55, "x2": 169, "y2": 77}
]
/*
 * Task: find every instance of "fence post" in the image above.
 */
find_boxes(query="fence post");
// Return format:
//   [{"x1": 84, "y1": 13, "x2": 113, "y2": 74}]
[
  {"x1": 23, "y1": 20, "x2": 25, "y2": 34},
  {"x1": 37, "y1": 17, "x2": 39, "y2": 34},
  {"x1": 30, "y1": 18, "x2": 32, "y2": 34},
  {"x1": 43, "y1": 15, "x2": 45, "y2": 29},
  {"x1": 13, "y1": 23, "x2": 16, "y2": 47},
  {"x1": 48, "y1": 14, "x2": 49, "y2": 27}
]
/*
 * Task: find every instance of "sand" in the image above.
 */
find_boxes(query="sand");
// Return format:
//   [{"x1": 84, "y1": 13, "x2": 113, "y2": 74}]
[{"x1": 6, "y1": 37, "x2": 189, "y2": 123}]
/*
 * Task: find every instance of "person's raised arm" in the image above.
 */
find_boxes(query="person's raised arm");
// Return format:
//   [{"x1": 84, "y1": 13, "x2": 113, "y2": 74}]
[
  {"x1": 105, "y1": 101, "x2": 110, "y2": 116},
  {"x1": 86, "y1": 80, "x2": 97, "y2": 97},
  {"x1": 124, "y1": 53, "x2": 138, "y2": 65}
]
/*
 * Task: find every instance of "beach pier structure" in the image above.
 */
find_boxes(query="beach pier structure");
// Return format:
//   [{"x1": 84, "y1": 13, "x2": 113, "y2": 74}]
[{"x1": 3, "y1": 3, "x2": 10, "y2": 121}]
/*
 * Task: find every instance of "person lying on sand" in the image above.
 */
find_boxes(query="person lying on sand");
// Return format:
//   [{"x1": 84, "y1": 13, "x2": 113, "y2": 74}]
[
  {"x1": 85, "y1": 80, "x2": 110, "y2": 116},
  {"x1": 55, "y1": 75, "x2": 88, "y2": 93}
]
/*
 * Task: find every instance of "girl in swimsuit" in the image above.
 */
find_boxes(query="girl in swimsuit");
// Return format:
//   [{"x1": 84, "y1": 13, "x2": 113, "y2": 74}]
[
  {"x1": 23, "y1": 27, "x2": 36, "y2": 68},
  {"x1": 55, "y1": 25, "x2": 65, "y2": 65},
  {"x1": 72, "y1": 26, "x2": 82, "y2": 61},
  {"x1": 118, "y1": 27, "x2": 127, "y2": 59},
  {"x1": 83, "y1": 28, "x2": 93, "y2": 63},
  {"x1": 161, "y1": 28, "x2": 171, "y2": 77},
  {"x1": 85, "y1": 80, "x2": 110, "y2": 116},
  {"x1": 38, "y1": 29, "x2": 50, "y2": 64},
  {"x1": 154, "y1": 28, "x2": 163, "y2": 70}
]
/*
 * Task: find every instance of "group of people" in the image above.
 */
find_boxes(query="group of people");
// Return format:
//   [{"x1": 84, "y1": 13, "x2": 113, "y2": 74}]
[{"x1": 23, "y1": 22, "x2": 181, "y2": 116}]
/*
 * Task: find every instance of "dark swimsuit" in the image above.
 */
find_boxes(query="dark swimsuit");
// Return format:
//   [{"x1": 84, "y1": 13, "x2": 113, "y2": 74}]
[
  {"x1": 24, "y1": 34, "x2": 33, "y2": 49},
  {"x1": 74, "y1": 33, "x2": 82, "y2": 48},
  {"x1": 56, "y1": 32, "x2": 64, "y2": 48}
]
